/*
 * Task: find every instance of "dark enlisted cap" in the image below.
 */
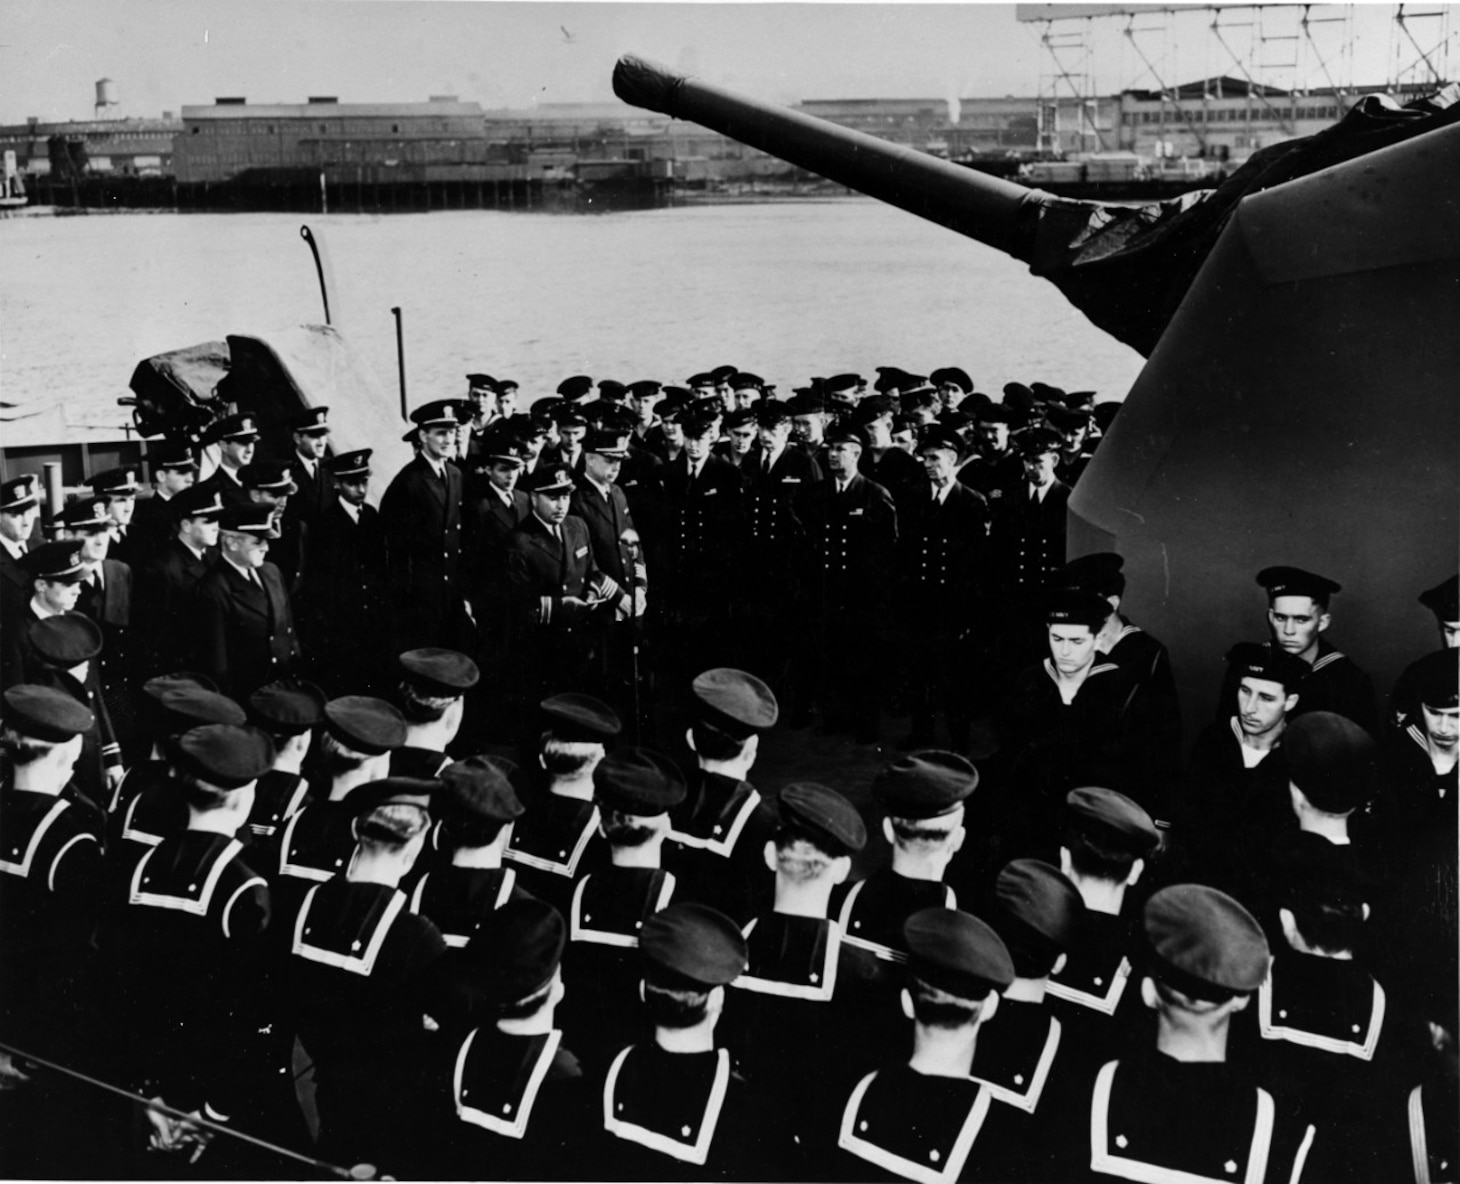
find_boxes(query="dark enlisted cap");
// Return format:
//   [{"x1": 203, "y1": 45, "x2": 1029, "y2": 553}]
[
  {"x1": 324, "y1": 695, "x2": 408, "y2": 755},
  {"x1": 202, "y1": 413, "x2": 260, "y2": 445},
  {"x1": 1285, "y1": 711, "x2": 1378, "y2": 813},
  {"x1": 410, "y1": 399, "x2": 471, "y2": 428},
  {"x1": 1065, "y1": 786, "x2": 1160, "y2": 855},
  {"x1": 723, "y1": 408, "x2": 757, "y2": 431},
  {"x1": 326, "y1": 449, "x2": 372, "y2": 479},
  {"x1": 3, "y1": 684, "x2": 94, "y2": 741},
  {"x1": 1269, "y1": 829, "x2": 1373, "y2": 907},
  {"x1": 496, "y1": 377, "x2": 519, "y2": 393},
  {"x1": 158, "y1": 685, "x2": 248, "y2": 733},
  {"x1": 249, "y1": 678, "x2": 327, "y2": 735},
  {"x1": 995, "y1": 859, "x2": 1085, "y2": 952},
  {"x1": 594, "y1": 747, "x2": 687, "y2": 816},
  {"x1": 930, "y1": 367, "x2": 973, "y2": 393},
  {"x1": 1063, "y1": 390, "x2": 1097, "y2": 411},
  {"x1": 874, "y1": 366, "x2": 912, "y2": 393},
  {"x1": 541, "y1": 692, "x2": 622, "y2": 742},
  {"x1": 598, "y1": 379, "x2": 628, "y2": 402},
  {"x1": 1419, "y1": 574, "x2": 1459, "y2": 622},
  {"x1": 463, "y1": 898, "x2": 566, "y2": 1005},
  {"x1": 28, "y1": 614, "x2": 103, "y2": 666},
  {"x1": 779, "y1": 782, "x2": 866, "y2": 856},
  {"x1": 680, "y1": 409, "x2": 719, "y2": 439},
  {"x1": 710, "y1": 364, "x2": 739, "y2": 385},
  {"x1": 1044, "y1": 587, "x2": 1111, "y2": 631},
  {"x1": 1058, "y1": 552, "x2": 1125, "y2": 596},
  {"x1": 1029, "y1": 381, "x2": 1066, "y2": 403},
  {"x1": 173, "y1": 723, "x2": 276, "y2": 790},
  {"x1": 1092, "y1": 401, "x2": 1122, "y2": 433},
  {"x1": 584, "y1": 430, "x2": 630, "y2": 459},
  {"x1": 440, "y1": 755, "x2": 524, "y2": 824},
  {"x1": 557, "y1": 375, "x2": 594, "y2": 401},
  {"x1": 852, "y1": 395, "x2": 897, "y2": 422},
  {"x1": 171, "y1": 485, "x2": 225, "y2": 521},
  {"x1": 149, "y1": 443, "x2": 198, "y2": 472},
  {"x1": 519, "y1": 466, "x2": 576, "y2": 496},
  {"x1": 627, "y1": 380, "x2": 663, "y2": 399},
  {"x1": 916, "y1": 427, "x2": 963, "y2": 455},
  {"x1": 89, "y1": 466, "x2": 141, "y2": 497},
  {"x1": 22, "y1": 541, "x2": 87, "y2": 583},
  {"x1": 144, "y1": 670, "x2": 220, "y2": 698},
  {"x1": 291, "y1": 406, "x2": 331, "y2": 434},
  {"x1": 1013, "y1": 425, "x2": 1064, "y2": 457},
  {"x1": 400, "y1": 648, "x2": 480, "y2": 695},
  {"x1": 731, "y1": 372, "x2": 766, "y2": 392},
  {"x1": 466, "y1": 372, "x2": 498, "y2": 389},
  {"x1": 349, "y1": 776, "x2": 439, "y2": 816},
  {"x1": 1, "y1": 474, "x2": 41, "y2": 512},
  {"x1": 873, "y1": 751, "x2": 979, "y2": 818},
  {"x1": 686, "y1": 371, "x2": 715, "y2": 391},
  {"x1": 691, "y1": 667, "x2": 779, "y2": 739},
  {"x1": 1143, "y1": 884, "x2": 1270, "y2": 1001},
  {"x1": 218, "y1": 503, "x2": 281, "y2": 539},
  {"x1": 979, "y1": 405, "x2": 1015, "y2": 426},
  {"x1": 239, "y1": 462, "x2": 298, "y2": 496},
  {"x1": 1256, "y1": 566, "x2": 1342, "y2": 603},
  {"x1": 754, "y1": 401, "x2": 791, "y2": 427},
  {"x1": 1045, "y1": 403, "x2": 1092, "y2": 432},
  {"x1": 1224, "y1": 642, "x2": 1308, "y2": 691},
  {"x1": 787, "y1": 391, "x2": 827, "y2": 417},
  {"x1": 826, "y1": 423, "x2": 870, "y2": 451},
  {"x1": 956, "y1": 391, "x2": 992, "y2": 418},
  {"x1": 59, "y1": 497, "x2": 112, "y2": 532},
  {"x1": 828, "y1": 372, "x2": 864, "y2": 392},
  {"x1": 640, "y1": 903, "x2": 748, "y2": 989},
  {"x1": 553, "y1": 404, "x2": 588, "y2": 429},
  {"x1": 1409, "y1": 648, "x2": 1459, "y2": 709},
  {"x1": 904, "y1": 908, "x2": 1015, "y2": 997},
  {"x1": 1002, "y1": 382, "x2": 1036, "y2": 410}
]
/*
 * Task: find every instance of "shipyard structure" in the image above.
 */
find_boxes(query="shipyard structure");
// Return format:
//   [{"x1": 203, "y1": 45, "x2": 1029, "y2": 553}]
[{"x1": 0, "y1": 80, "x2": 1392, "y2": 211}]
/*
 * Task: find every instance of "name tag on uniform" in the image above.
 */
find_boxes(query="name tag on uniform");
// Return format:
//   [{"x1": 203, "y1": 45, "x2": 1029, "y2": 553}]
[{"x1": 575, "y1": 546, "x2": 589, "y2": 558}]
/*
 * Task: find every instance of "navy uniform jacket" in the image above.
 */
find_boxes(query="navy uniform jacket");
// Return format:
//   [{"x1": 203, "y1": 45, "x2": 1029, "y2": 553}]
[
  {"x1": 661, "y1": 454, "x2": 745, "y2": 602},
  {"x1": 16, "y1": 639, "x2": 122, "y2": 816},
  {"x1": 299, "y1": 498, "x2": 390, "y2": 688},
  {"x1": 804, "y1": 473, "x2": 898, "y2": 617},
  {"x1": 0, "y1": 540, "x2": 31, "y2": 628},
  {"x1": 862, "y1": 446, "x2": 925, "y2": 514},
  {"x1": 664, "y1": 769, "x2": 779, "y2": 926},
  {"x1": 0, "y1": 787, "x2": 106, "y2": 1056},
  {"x1": 462, "y1": 485, "x2": 530, "y2": 602},
  {"x1": 407, "y1": 863, "x2": 529, "y2": 951},
  {"x1": 558, "y1": 864, "x2": 676, "y2": 1072},
  {"x1": 1060, "y1": 1051, "x2": 1320, "y2": 1184},
  {"x1": 197, "y1": 465, "x2": 252, "y2": 510},
  {"x1": 505, "y1": 513, "x2": 622, "y2": 634},
  {"x1": 281, "y1": 877, "x2": 449, "y2": 1166},
  {"x1": 75, "y1": 559, "x2": 142, "y2": 759},
  {"x1": 136, "y1": 538, "x2": 216, "y2": 676},
  {"x1": 196, "y1": 558, "x2": 300, "y2": 699},
  {"x1": 503, "y1": 787, "x2": 608, "y2": 918},
  {"x1": 570, "y1": 477, "x2": 645, "y2": 593},
  {"x1": 286, "y1": 454, "x2": 335, "y2": 524},
  {"x1": 107, "y1": 829, "x2": 272, "y2": 1117},
  {"x1": 898, "y1": 482, "x2": 990, "y2": 625},
  {"x1": 108, "y1": 760, "x2": 189, "y2": 877},
  {"x1": 1218, "y1": 639, "x2": 1379, "y2": 738},
  {"x1": 834, "y1": 870, "x2": 956, "y2": 965},
  {"x1": 1104, "y1": 617, "x2": 1183, "y2": 816},
  {"x1": 128, "y1": 490, "x2": 178, "y2": 565},
  {"x1": 595, "y1": 1043, "x2": 773, "y2": 1181},
  {"x1": 957, "y1": 450, "x2": 1024, "y2": 509},
  {"x1": 991, "y1": 481, "x2": 1071, "y2": 598},
  {"x1": 379, "y1": 454, "x2": 466, "y2": 651},
  {"x1": 1046, "y1": 909, "x2": 1152, "y2": 1084},
  {"x1": 243, "y1": 769, "x2": 310, "y2": 856},
  {"x1": 422, "y1": 1026, "x2": 589, "y2": 1181},
  {"x1": 741, "y1": 445, "x2": 821, "y2": 571},
  {"x1": 273, "y1": 799, "x2": 358, "y2": 919}
]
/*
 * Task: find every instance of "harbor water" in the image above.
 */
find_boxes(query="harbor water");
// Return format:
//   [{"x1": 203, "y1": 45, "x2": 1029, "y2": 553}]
[{"x1": 1, "y1": 201, "x2": 1144, "y2": 428}]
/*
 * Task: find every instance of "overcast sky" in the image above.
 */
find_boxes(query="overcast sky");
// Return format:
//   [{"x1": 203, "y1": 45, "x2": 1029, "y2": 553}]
[{"x1": 3, "y1": 1, "x2": 1427, "y2": 124}]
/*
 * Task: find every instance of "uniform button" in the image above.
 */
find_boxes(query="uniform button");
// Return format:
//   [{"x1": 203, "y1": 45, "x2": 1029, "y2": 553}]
[
  {"x1": 1224, "y1": 1161, "x2": 1238, "y2": 1174},
  {"x1": 559, "y1": 850, "x2": 567, "y2": 858},
  {"x1": 584, "y1": 914, "x2": 592, "y2": 923},
  {"x1": 503, "y1": 1104, "x2": 513, "y2": 1114},
  {"x1": 1093, "y1": 976, "x2": 1103, "y2": 987},
  {"x1": 681, "y1": 1125, "x2": 693, "y2": 1137},
  {"x1": 713, "y1": 825, "x2": 723, "y2": 835},
  {"x1": 859, "y1": 1121, "x2": 868, "y2": 1132},
  {"x1": 634, "y1": 920, "x2": 642, "y2": 929},
  {"x1": 617, "y1": 1103, "x2": 624, "y2": 1113},
  {"x1": 1351, "y1": 1024, "x2": 1361, "y2": 1034},
  {"x1": 1116, "y1": 1135, "x2": 1128, "y2": 1149},
  {"x1": 188, "y1": 884, "x2": 198, "y2": 892},
  {"x1": 1278, "y1": 1009, "x2": 1287, "y2": 1019},
  {"x1": 930, "y1": 1150, "x2": 940, "y2": 1163},
  {"x1": 352, "y1": 940, "x2": 362, "y2": 951},
  {"x1": 809, "y1": 972, "x2": 819, "y2": 983}
]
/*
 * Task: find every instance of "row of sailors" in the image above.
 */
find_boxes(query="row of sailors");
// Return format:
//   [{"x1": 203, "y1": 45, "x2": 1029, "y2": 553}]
[{"x1": 1, "y1": 646, "x2": 1455, "y2": 1180}]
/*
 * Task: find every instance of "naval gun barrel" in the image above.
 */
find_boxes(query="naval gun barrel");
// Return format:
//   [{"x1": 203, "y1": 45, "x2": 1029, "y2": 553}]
[{"x1": 613, "y1": 55, "x2": 1047, "y2": 263}]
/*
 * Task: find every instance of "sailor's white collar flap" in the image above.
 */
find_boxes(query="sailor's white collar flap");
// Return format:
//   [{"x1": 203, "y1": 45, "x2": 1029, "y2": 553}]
[
  {"x1": 453, "y1": 1027, "x2": 561, "y2": 1140},
  {"x1": 970, "y1": 1016, "x2": 1061, "y2": 1113},
  {"x1": 1257, "y1": 974, "x2": 1386, "y2": 1062},
  {"x1": 838, "y1": 1070, "x2": 993, "y2": 1184},
  {"x1": 120, "y1": 793, "x2": 165, "y2": 849},
  {"x1": 1048, "y1": 955, "x2": 1133, "y2": 1016},
  {"x1": 569, "y1": 871, "x2": 675, "y2": 949},
  {"x1": 1088, "y1": 1060, "x2": 1278, "y2": 1184},
  {"x1": 291, "y1": 884, "x2": 405, "y2": 976},
  {"x1": 504, "y1": 804, "x2": 600, "y2": 878},
  {"x1": 128, "y1": 838, "x2": 250, "y2": 922},
  {"x1": 731, "y1": 917, "x2": 841, "y2": 1002},
  {"x1": 602, "y1": 1046, "x2": 730, "y2": 1166},
  {"x1": 0, "y1": 798, "x2": 69, "y2": 880},
  {"x1": 838, "y1": 880, "x2": 955, "y2": 965},
  {"x1": 411, "y1": 868, "x2": 518, "y2": 949},
  {"x1": 277, "y1": 807, "x2": 338, "y2": 883},
  {"x1": 667, "y1": 786, "x2": 761, "y2": 856}
]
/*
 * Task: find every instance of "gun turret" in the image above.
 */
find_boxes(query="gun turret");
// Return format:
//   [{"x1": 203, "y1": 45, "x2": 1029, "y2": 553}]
[{"x1": 613, "y1": 55, "x2": 1044, "y2": 263}]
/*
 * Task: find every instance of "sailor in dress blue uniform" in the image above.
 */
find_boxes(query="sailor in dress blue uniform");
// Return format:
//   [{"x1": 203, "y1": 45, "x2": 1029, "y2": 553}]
[
  {"x1": 273, "y1": 695, "x2": 406, "y2": 920},
  {"x1": 280, "y1": 775, "x2": 450, "y2": 1170},
  {"x1": 422, "y1": 898, "x2": 588, "y2": 1180},
  {"x1": 1046, "y1": 787, "x2": 1162, "y2": 1079},
  {"x1": 503, "y1": 692, "x2": 621, "y2": 915},
  {"x1": 1386, "y1": 574, "x2": 1458, "y2": 730},
  {"x1": 241, "y1": 677, "x2": 326, "y2": 859},
  {"x1": 559, "y1": 747, "x2": 685, "y2": 1072},
  {"x1": 1063, "y1": 884, "x2": 1321, "y2": 1184},
  {"x1": 830, "y1": 907, "x2": 1018, "y2": 1184},
  {"x1": 388, "y1": 646, "x2": 479, "y2": 777},
  {"x1": 409, "y1": 755, "x2": 530, "y2": 955},
  {"x1": 596, "y1": 902, "x2": 770, "y2": 1181},
  {"x1": 665, "y1": 667, "x2": 781, "y2": 925}
]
